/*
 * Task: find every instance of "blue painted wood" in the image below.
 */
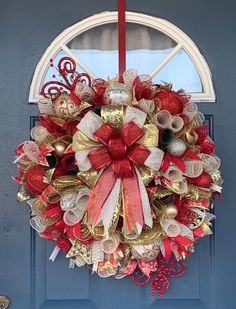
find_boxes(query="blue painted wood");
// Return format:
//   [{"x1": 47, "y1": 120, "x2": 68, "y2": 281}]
[{"x1": 1, "y1": 0, "x2": 236, "y2": 308}]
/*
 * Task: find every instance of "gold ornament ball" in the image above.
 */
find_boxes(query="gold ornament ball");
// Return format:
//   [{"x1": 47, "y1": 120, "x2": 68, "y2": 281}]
[
  {"x1": 165, "y1": 204, "x2": 178, "y2": 219},
  {"x1": 53, "y1": 141, "x2": 67, "y2": 157},
  {"x1": 53, "y1": 94, "x2": 81, "y2": 119}
]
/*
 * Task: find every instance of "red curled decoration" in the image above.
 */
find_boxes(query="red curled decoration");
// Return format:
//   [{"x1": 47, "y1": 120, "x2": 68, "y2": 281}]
[
  {"x1": 131, "y1": 255, "x2": 186, "y2": 297},
  {"x1": 41, "y1": 57, "x2": 91, "y2": 101},
  {"x1": 131, "y1": 268, "x2": 152, "y2": 286}
]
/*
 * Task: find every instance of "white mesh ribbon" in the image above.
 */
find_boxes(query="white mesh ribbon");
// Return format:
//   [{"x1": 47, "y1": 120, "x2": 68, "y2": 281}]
[
  {"x1": 155, "y1": 110, "x2": 183, "y2": 132},
  {"x1": 63, "y1": 187, "x2": 90, "y2": 226},
  {"x1": 163, "y1": 165, "x2": 183, "y2": 182},
  {"x1": 200, "y1": 154, "x2": 221, "y2": 173},
  {"x1": 38, "y1": 98, "x2": 54, "y2": 115},
  {"x1": 183, "y1": 160, "x2": 203, "y2": 178},
  {"x1": 159, "y1": 220, "x2": 193, "y2": 259},
  {"x1": 131, "y1": 243, "x2": 160, "y2": 262},
  {"x1": 169, "y1": 116, "x2": 184, "y2": 133},
  {"x1": 182, "y1": 102, "x2": 198, "y2": 121},
  {"x1": 101, "y1": 233, "x2": 120, "y2": 254},
  {"x1": 60, "y1": 192, "x2": 77, "y2": 211},
  {"x1": 23, "y1": 141, "x2": 40, "y2": 162},
  {"x1": 155, "y1": 110, "x2": 172, "y2": 129},
  {"x1": 30, "y1": 216, "x2": 46, "y2": 233},
  {"x1": 75, "y1": 82, "x2": 94, "y2": 99},
  {"x1": 138, "y1": 99, "x2": 155, "y2": 113},
  {"x1": 160, "y1": 218, "x2": 181, "y2": 237},
  {"x1": 123, "y1": 68, "x2": 138, "y2": 89},
  {"x1": 30, "y1": 126, "x2": 49, "y2": 142}
]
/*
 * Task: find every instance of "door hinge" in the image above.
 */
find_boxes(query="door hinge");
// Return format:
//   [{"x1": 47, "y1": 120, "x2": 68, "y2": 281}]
[{"x1": 0, "y1": 296, "x2": 10, "y2": 309}]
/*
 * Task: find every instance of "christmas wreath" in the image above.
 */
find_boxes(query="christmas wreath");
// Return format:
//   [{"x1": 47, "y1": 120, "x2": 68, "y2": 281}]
[{"x1": 13, "y1": 57, "x2": 222, "y2": 297}]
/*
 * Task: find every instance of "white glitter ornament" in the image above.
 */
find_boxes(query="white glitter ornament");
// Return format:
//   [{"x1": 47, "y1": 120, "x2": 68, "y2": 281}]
[
  {"x1": 104, "y1": 83, "x2": 132, "y2": 105},
  {"x1": 167, "y1": 138, "x2": 187, "y2": 157}
]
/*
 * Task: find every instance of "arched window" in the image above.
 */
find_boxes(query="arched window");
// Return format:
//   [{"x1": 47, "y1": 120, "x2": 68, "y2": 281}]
[{"x1": 29, "y1": 11, "x2": 215, "y2": 103}]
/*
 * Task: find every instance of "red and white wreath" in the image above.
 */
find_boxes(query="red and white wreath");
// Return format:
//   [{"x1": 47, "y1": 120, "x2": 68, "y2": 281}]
[{"x1": 13, "y1": 57, "x2": 222, "y2": 297}]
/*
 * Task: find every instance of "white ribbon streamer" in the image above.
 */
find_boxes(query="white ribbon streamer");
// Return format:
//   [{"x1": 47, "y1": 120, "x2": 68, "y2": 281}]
[{"x1": 49, "y1": 245, "x2": 60, "y2": 262}]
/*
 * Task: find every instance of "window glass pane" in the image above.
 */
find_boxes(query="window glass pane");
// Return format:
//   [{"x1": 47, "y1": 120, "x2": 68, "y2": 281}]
[{"x1": 152, "y1": 49, "x2": 202, "y2": 92}]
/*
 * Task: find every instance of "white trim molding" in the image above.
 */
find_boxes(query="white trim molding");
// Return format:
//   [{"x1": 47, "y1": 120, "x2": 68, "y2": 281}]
[{"x1": 29, "y1": 11, "x2": 216, "y2": 103}]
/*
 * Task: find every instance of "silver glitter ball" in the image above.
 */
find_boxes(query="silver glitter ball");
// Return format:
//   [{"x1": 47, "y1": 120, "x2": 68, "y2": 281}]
[
  {"x1": 104, "y1": 83, "x2": 132, "y2": 105},
  {"x1": 167, "y1": 138, "x2": 187, "y2": 157}
]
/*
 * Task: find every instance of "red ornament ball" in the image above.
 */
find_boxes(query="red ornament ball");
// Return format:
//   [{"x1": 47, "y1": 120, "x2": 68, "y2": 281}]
[
  {"x1": 156, "y1": 89, "x2": 184, "y2": 115},
  {"x1": 190, "y1": 171, "x2": 213, "y2": 188},
  {"x1": 25, "y1": 165, "x2": 48, "y2": 195}
]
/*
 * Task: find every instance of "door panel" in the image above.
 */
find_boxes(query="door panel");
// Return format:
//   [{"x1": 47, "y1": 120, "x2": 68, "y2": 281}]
[{"x1": 1, "y1": 0, "x2": 235, "y2": 308}]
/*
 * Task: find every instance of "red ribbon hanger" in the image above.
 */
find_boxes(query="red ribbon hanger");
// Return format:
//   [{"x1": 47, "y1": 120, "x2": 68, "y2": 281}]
[{"x1": 118, "y1": 0, "x2": 126, "y2": 80}]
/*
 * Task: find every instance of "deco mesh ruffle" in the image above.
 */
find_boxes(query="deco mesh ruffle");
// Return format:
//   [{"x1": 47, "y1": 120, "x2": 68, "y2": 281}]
[{"x1": 13, "y1": 57, "x2": 223, "y2": 297}]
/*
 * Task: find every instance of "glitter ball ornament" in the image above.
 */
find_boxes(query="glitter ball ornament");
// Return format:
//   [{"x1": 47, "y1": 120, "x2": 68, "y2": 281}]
[
  {"x1": 104, "y1": 84, "x2": 132, "y2": 105},
  {"x1": 156, "y1": 89, "x2": 184, "y2": 115},
  {"x1": 53, "y1": 94, "x2": 81, "y2": 119},
  {"x1": 167, "y1": 138, "x2": 187, "y2": 157}
]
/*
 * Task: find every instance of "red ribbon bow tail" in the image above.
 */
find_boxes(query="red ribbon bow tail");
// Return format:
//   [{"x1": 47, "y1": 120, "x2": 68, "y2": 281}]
[
  {"x1": 87, "y1": 165, "x2": 117, "y2": 227},
  {"x1": 122, "y1": 169, "x2": 144, "y2": 231}
]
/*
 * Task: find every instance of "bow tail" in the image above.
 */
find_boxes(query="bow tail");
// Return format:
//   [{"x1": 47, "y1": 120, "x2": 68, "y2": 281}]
[
  {"x1": 87, "y1": 165, "x2": 117, "y2": 226},
  {"x1": 122, "y1": 167, "x2": 153, "y2": 238}
]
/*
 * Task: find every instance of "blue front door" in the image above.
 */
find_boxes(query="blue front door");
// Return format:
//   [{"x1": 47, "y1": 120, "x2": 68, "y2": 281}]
[{"x1": 0, "y1": 1, "x2": 235, "y2": 309}]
